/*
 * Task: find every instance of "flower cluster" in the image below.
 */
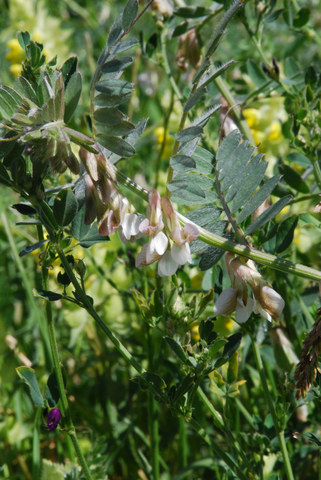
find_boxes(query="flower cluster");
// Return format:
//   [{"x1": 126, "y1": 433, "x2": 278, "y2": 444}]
[
  {"x1": 214, "y1": 253, "x2": 284, "y2": 323},
  {"x1": 81, "y1": 150, "x2": 199, "y2": 276},
  {"x1": 136, "y1": 191, "x2": 199, "y2": 276}
]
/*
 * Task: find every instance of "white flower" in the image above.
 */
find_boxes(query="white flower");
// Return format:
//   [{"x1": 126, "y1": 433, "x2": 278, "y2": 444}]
[
  {"x1": 136, "y1": 231, "x2": 168, "y2": 267},
  {"x1": 213, "y1": 253, "x2": 285, "y2": 323},
  {"x1": 157, "y1": 243, "x2": 192, "y2": 277}
]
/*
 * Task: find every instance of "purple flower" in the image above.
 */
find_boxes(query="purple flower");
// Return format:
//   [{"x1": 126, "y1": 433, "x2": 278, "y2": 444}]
[{"x1": 47, "y1": 408, "x2": 61, "y2": 431}]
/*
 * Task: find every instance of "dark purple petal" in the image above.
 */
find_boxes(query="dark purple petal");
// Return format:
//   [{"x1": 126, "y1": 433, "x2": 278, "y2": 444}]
[{"x1": 47, "y1": 408, "x2": 62, "y2": 431}]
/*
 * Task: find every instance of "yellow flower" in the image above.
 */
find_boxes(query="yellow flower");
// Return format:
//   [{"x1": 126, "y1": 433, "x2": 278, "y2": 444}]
[
  {"x1": 154, "y1": 126, "x2": 174, "y2": 159},
  {"x1": 242, "y1": 108, "x2": 260, "y2": 128},
  {"x1": 9, "y1": 63, "x2": 23, "y2": 77},
  {"x1": 267, "y1": 121, "x2": 282, "y2": 142}
]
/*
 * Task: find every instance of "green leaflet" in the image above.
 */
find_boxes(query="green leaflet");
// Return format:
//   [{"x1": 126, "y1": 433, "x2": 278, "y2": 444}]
[
  {"x1": 64, "y1": 72, "x2": 82, "y2": 123},
  {"x1": 122, "y1": 0, "x2": 138, "y2": 31},
  {"x1": 16, "y1": 367, "x2": 44, "y2": 407},
  {"x1": 216, "y1": 131, "x2": 288, "y2": 232},
  {"x1": 245, "y1": 195, "x2": 293, "y2": 235}
]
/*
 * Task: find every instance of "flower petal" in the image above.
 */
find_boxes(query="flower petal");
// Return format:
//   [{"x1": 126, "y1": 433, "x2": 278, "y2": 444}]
[
  {"x1": 153, "y1": 231, "x2": 168, "y2": 256},
  {"x1": 158, "y1": 250, "x2": 178, "y2": 277},
  {"x1": 171, "y1": 243, "x2": 192, "y2": 265},
  {"x1": 214, "y1": 289, "x2": 238, "y2": 316},
  {"x1": 235, "y1": 296, "x2": 254, "y2": 323}
]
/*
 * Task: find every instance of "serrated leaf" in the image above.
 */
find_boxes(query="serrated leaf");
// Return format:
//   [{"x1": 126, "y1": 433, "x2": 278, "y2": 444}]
[
  {"x1": 97, "y1": 134, "x2": 136, "y2": 157},
  {"x1": 16, "y1": 366, "x2": 44, "y2": 407},
  {"x1": 19, "y1": 239, "x2": 47, "y2": 257},
  {"x1": 122, "y1": 0, "x2": 138, "y2": 31},
  {"x1": 237, "y1": 175, "x2": 281, "y2": 224},
  {"x1": 53, "y1": 190, "x2": 78, "y2": 227},
  {"x1": 176, "y1": 126, "x2": 203, "y2": 143},
  {"x1": 95, "y1": 79, "x2": 133, "y2": 96},
  {"x1": 64, "y1": 72, "x2": 82, "y2": 123},
  {"x1": 101, "y1": 56, "x2": 133, "y2": 73},
  {"x1": 245, "y1": 195, "x2": 293, "y2": 235}
]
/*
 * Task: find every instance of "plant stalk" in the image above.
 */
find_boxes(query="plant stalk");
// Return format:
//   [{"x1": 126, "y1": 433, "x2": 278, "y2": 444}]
[{"x1": 251, "y1": 337, "x2": 294, "y2": 480}]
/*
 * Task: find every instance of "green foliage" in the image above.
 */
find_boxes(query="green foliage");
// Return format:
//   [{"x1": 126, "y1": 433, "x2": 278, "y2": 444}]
[{"x1": 1, "y1": 0, "x2": 321, "y2": 479}]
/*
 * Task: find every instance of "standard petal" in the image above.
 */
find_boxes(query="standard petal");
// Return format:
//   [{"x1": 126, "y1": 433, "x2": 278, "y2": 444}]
[
  {"x1": 153, "y1": 231, "x2": 168, "y2": 256},
  {"x1": 254, "y1": 285, "x2": 285, "y2": 321},
  {"x1": 214, "y1": 289, "x2": 238, "y2": 316}
]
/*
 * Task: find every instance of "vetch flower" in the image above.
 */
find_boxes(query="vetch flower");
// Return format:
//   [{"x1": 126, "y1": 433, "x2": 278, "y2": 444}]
[
  {"x1": 46, "y1": 408, "x2": 61, "y2": 431},
  {"x1": 157, "y1": 197, "x2": 199, "y2": 277},
  {"x1": 136, "y1": 190, "x2": 168, "y2": 267},
  {"x1": 214, "y1": 253, "x2": 284, "y2": 323}
]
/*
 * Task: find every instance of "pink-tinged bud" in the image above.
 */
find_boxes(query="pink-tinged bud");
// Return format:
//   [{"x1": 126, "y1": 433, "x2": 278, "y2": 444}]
[
  {"x1": 148, "y1": 190, "x2": 163, "y2": 228},
  {"x1": 161, "y1": 197, "x2": 179, "y2": 234}
]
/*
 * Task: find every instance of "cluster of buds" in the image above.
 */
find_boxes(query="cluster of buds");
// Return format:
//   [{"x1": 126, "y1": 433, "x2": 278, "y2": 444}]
[
  {"x1": 214, "y1": 253, "x2": 285, "y2": 323},
  {"x1": 81, "y1": 150, "x2": 199, "y2": 276},
  {"x1": 80, "y1": 147, "x2": 142, "y2": 242}
]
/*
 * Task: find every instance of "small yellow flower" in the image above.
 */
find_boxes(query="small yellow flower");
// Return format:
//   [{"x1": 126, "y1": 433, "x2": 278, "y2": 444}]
[
  {"x1": 267, "y1": 121, "x2": 282, "y2": 142},
  {"x1": 191, "y1": 324, "x2": 200, "y2": 342},
  {"x1": 6, "y1": 38, "x2": 25, "y2": 76},
  {"x1": 242, "y1": 108, "x2": 260, "y2": 128},
  {"x1": 9, "y1": 63, "x2": 23, "y2": 77},
  {"x1": 154, "y1": 126, "x2": 174, "y2": 159}
]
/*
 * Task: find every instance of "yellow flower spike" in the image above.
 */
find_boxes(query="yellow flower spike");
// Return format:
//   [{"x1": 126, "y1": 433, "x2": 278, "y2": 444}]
[
  {"x1": 242, "y1": 108, "x2": 260, "y2": 128},
  {"x1": 9, "y1": 63, "x2": 23, "y2": 77},
  {"x1": 6, "y1": 38, "x2": 25, "y2": 74},
  {"x1": 267, "y1": 121, "x2": 282, "y2": 142}
]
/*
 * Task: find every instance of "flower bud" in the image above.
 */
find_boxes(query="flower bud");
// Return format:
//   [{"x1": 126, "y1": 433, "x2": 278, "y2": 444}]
[
  {"x1": 46, "y1": 408, "x2": 61, "y2": 431},
  {"x1": 176, "y1": 30, "x2": 201, "y2": 71}
]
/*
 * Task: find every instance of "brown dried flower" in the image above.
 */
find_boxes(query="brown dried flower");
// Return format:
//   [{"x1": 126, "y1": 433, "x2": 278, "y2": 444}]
[
  {"x1": 176, "y1": 29, "x2": 201, "y2": 72},
  {"x1": 294, "y1": 308, "x2": 321, "y2": 399}
]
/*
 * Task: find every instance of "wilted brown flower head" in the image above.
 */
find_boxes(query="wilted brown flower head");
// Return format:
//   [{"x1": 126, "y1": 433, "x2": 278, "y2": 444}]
[
  {"x1": 294, "y1": 308, "x2": 321, "y2": 399},
  {"x1": 176, "y1": 29, "x2": 201, "y2": 71}
]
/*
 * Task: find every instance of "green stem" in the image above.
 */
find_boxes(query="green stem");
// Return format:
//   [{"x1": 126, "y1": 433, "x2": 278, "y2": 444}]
[
  {"x1": 251, "y1": 338, "x2": 294, "y2": 480},
  {"x1": 40, "y1": 235, "x2": 93, "y2": 480},
  {"x1": 214, "y1": 76, "x2": 256, "y2": 146},
  {"x1": 55, "y1": 244, "x2": 145, "y2": 375},
  {"x1": 189, "y1": 418, "x2": 248, "y2": 480},
  {"x1": 1, "y1": 213, "x2": 52, "y2": 367},
  {"x1": 178, "y1": 418, "x2": 188, "y2": 469},
  {"x1": 115, "y1": 168, "x2": 321, "y2": 282},
  {"x1": 148, "y1": 393, "x2": 160, "y2": 480}
]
